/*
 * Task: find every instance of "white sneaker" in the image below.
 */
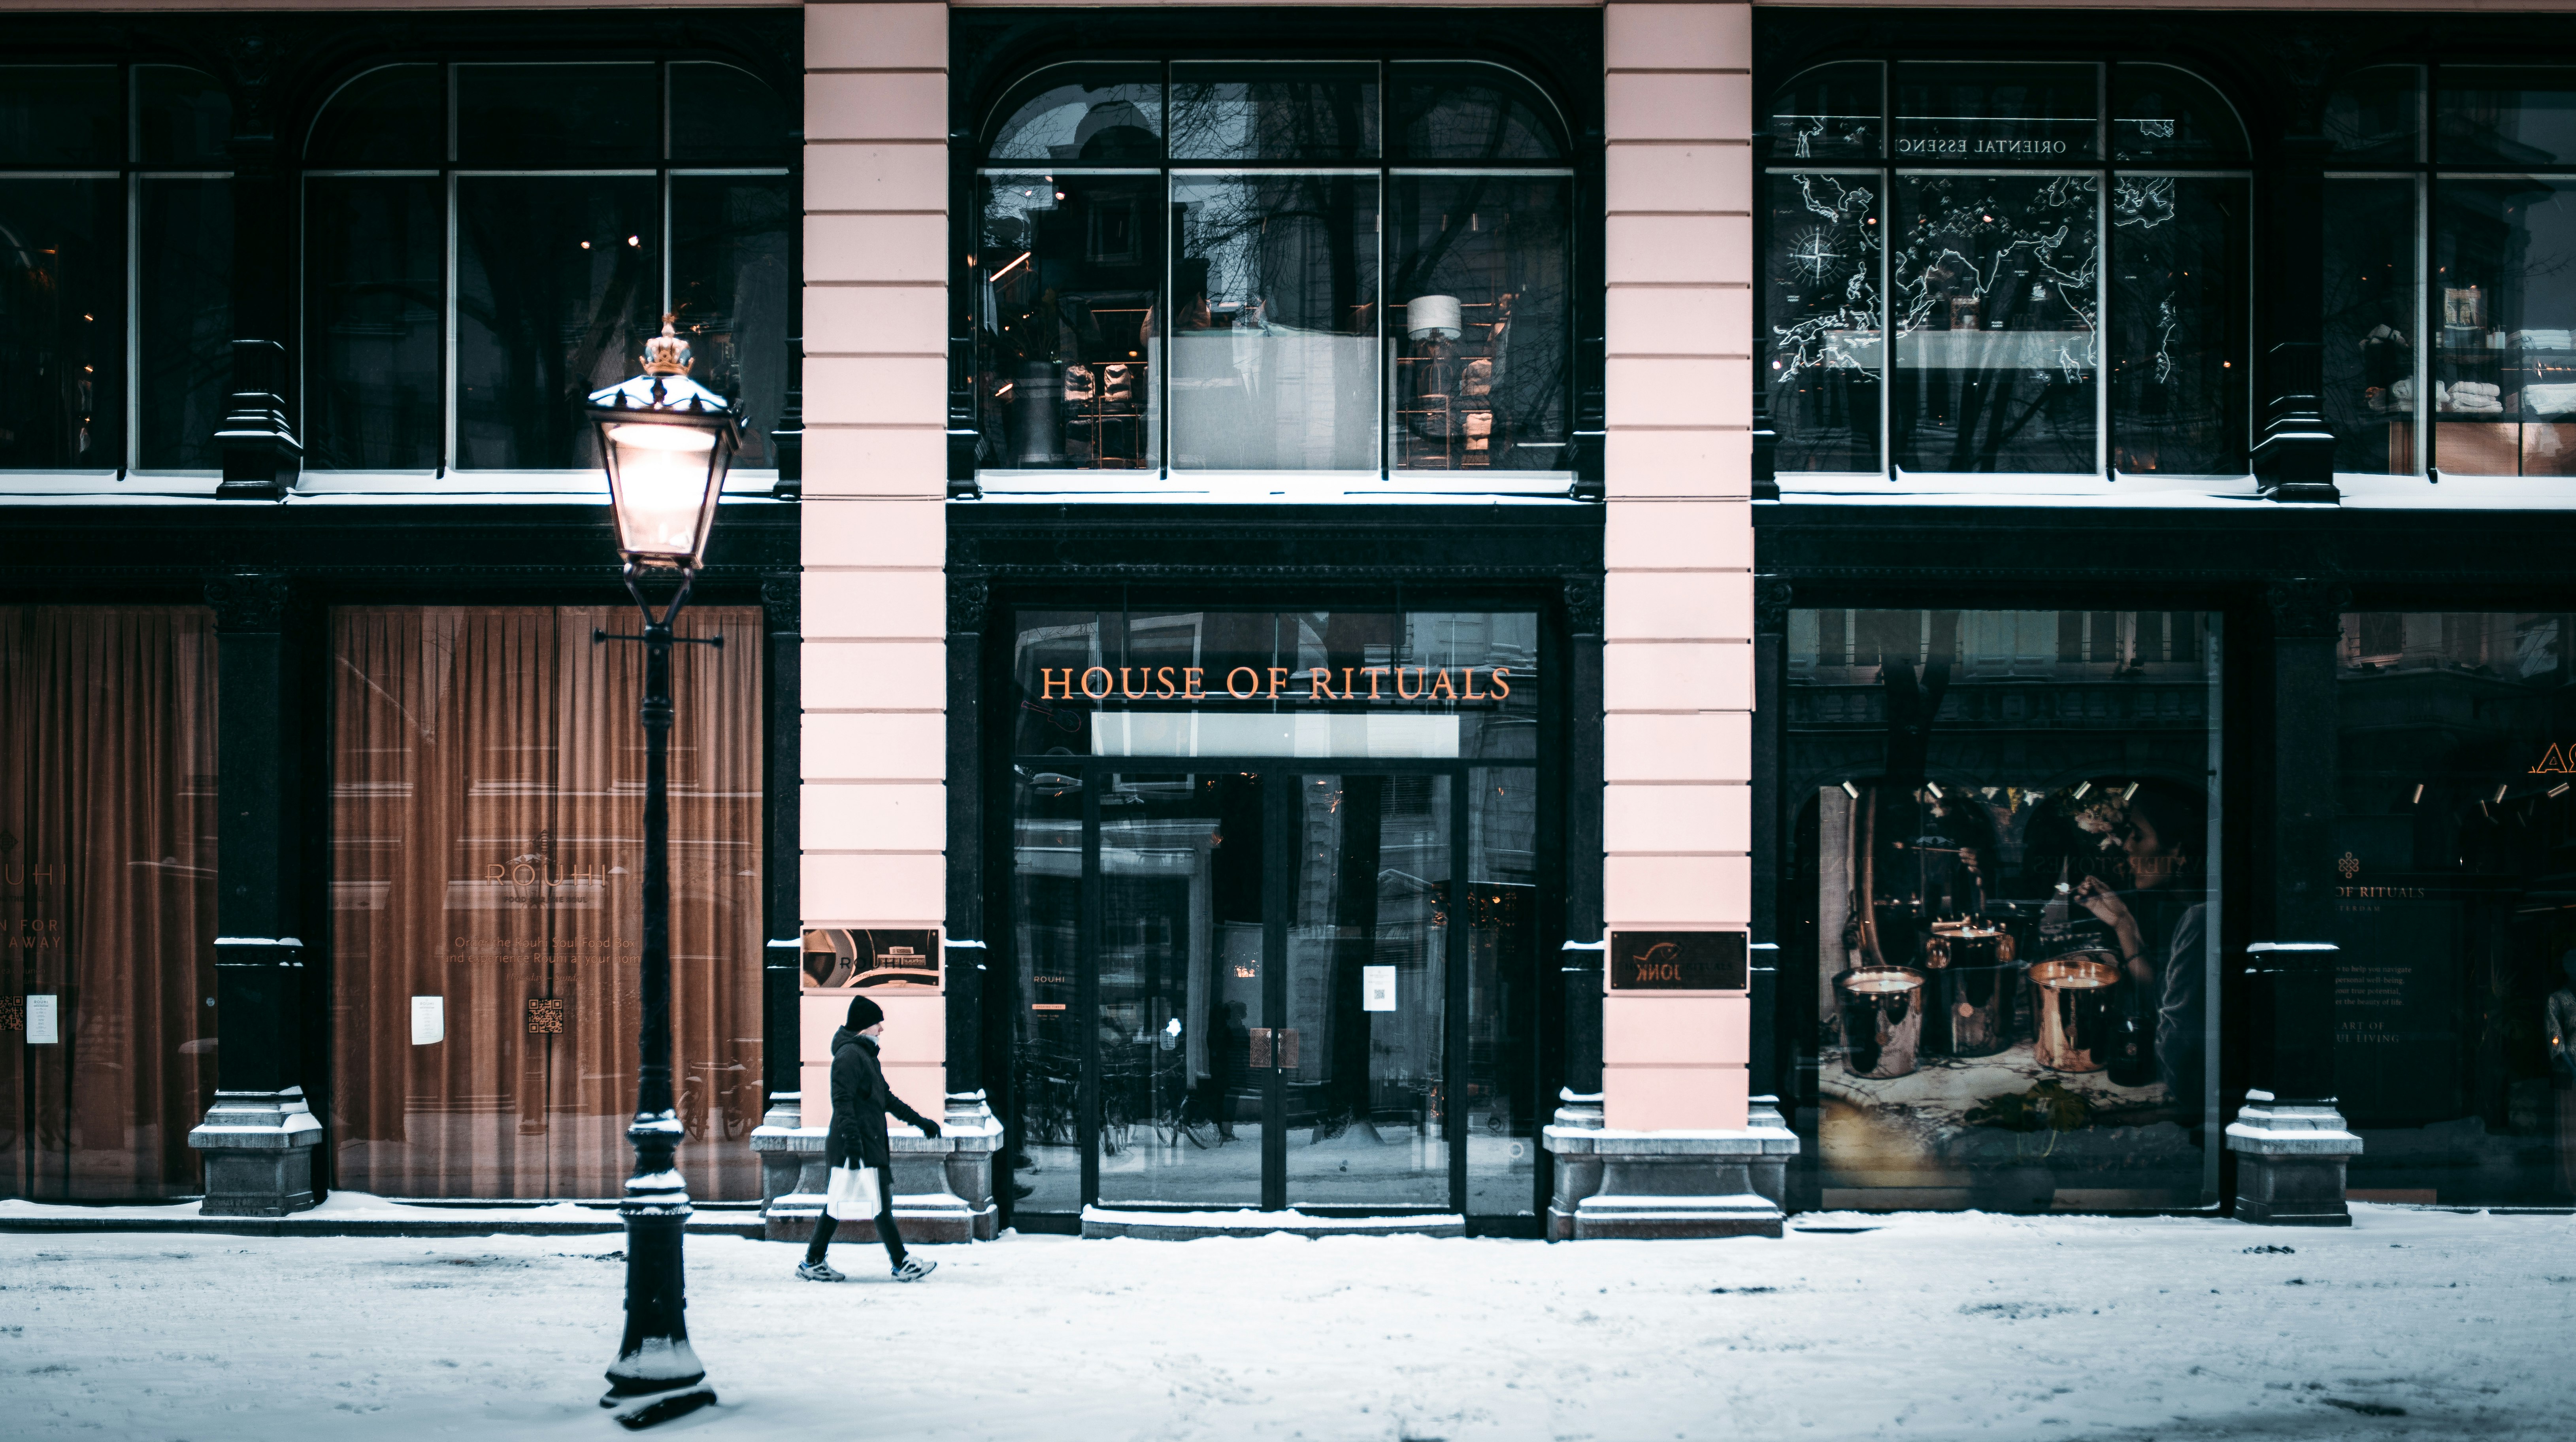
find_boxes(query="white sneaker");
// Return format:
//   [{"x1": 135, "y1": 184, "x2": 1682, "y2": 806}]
[
  {"x1": 797, "y1": 1259, "x2": 846, "y2": 1282},
  {"x1": 892, "y1": 1258, "x2": 937, "y2": 1283}
]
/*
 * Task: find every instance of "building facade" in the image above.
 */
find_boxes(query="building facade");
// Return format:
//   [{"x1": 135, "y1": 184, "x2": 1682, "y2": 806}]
[{"x1": 3, "y1": 0, "x2": 2573, "y2": 1238}]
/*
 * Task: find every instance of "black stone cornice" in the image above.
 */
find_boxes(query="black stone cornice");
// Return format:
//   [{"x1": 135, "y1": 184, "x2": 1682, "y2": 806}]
[
  {"x1": 0, "y1": 500, "x2": 799, "y2": 605},
  {"x1": 948, "y1": 501, "x2": 1604, "y2": 582},
  {"x1": 1754, "y1": 501, "x2": 2576, "y2": 612}
]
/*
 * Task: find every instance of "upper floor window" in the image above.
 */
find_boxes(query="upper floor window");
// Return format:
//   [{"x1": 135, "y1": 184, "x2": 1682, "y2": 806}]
[
  {"x1": 970, "y1": 60, "x2": 1573, "y2": 485},
  {"x1": 302, "y1": 61, "x2": 790, "y2": 484},
  {"x1": 0, "y1": 64, "x2": 232, "y2": 479},
  {"x1": 1762, "y1": 61, "x2": 2250, "y2": 479},
  {"x1": 2324, "y1": 66, "x2": 2576, "y2": 481}
]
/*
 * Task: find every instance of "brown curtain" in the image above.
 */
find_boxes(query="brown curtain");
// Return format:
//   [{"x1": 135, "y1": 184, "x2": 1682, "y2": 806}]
[
  {"x1": 330, "y1": 606, "x2": 761, "y2": 1200},
  {"x1": 0, "y1": 606, "x2": 218, "y2": 1201}
]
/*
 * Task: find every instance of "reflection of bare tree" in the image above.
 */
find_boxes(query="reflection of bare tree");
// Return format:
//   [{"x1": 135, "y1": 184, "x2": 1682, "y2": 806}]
[
  {"x1": 1168, "y1": 77, "x2": 1366, "y2": 162},
  {"x1": 1179, "y1": 175, "x2": 1368, "y2": 335}
]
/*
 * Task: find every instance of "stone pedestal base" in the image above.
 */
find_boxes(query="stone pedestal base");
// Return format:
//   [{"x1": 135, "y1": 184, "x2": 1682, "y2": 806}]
[
  {"x1": 1541, "y1": 1089, "x2": 1798, "y2": 1240},
  {"x1": 749, "y1": 1090, "x2": 1004, "y2": 1244},
  {"x1": 2226, "y1": 1093, "x2": 2362, "y2": 1227},
  {"x1": 187, "y1": 1089, "x2": 321, "y2": 1217}
]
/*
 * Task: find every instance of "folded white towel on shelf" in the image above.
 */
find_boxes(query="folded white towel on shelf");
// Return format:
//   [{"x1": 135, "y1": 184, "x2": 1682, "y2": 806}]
[
  {"x1": 2526, "y1": 382, "x2": 2576, "y2": 415},
  {"x1": 2447, "y1": 400, "x2": 2506, "y2": 413},
  {"x1": 2513, "y1": 329, "x2": 2576, "y2": 350},
  {"x1": 2452, "y1": 380, "x2": 2502, "y2": 398}
]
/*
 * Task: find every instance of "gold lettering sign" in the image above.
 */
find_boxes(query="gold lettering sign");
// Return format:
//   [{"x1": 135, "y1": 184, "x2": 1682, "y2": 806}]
[{"x1": 1034, "y1": 665, "x2": 1514, "y2": 706}]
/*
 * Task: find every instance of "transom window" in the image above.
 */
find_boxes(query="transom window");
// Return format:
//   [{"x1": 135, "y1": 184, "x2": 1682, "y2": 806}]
[
  {"x1": 301, "y1": 61, "x2": 790, "y2": 487},
  {"x1": 969, "y1": 60, "x2": 1574, "y2": 486},
  {"x1": 2323, "y1": 66, "x2": 2576, "y2": 480},
  {"x1": 0, "y1": 64, "x2": 233, "y2": 480},
  {"x1": 1763, "y1": 61, "x2": 2251, "y2": 480}
]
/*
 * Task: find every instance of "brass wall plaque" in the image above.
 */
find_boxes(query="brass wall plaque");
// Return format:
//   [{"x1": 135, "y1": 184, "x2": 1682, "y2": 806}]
[{"x1": 1608, "y1": 931, "x2": 1749, "y2": 991}]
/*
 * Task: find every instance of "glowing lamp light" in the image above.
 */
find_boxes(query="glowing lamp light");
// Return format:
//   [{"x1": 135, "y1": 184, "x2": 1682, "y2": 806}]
[{"x1": 587, "y1": 315, "x2": 741, "y2": 571}]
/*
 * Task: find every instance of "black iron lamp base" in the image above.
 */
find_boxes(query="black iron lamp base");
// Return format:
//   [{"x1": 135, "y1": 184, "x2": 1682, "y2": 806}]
[{"x1": 603, "y1": 1383, "x2": 718, "y2": 1430}]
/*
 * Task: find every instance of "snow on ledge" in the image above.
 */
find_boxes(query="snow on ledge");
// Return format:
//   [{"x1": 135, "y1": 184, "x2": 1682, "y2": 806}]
[{"x1": 1080, "y1": 1207, "x2": 1465, "y2": 1232}]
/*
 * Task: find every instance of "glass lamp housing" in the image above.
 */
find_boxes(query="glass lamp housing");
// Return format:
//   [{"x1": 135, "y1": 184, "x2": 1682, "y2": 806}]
[{"x1": 586, "y1": 324, "x2": 742, "y2": 570}]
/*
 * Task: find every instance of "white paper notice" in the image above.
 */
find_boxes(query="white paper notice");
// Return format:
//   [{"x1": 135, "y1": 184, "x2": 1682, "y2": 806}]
[
  {"x1": 25, "y1": 994, "x2": 58, "y2": 1045},
  {"x1": 410, "y1": 995, "x2": 445, "y2": 1045},
  {"x1": 1362, "y1": 965, "x2": 1396, "y2": 1012}
]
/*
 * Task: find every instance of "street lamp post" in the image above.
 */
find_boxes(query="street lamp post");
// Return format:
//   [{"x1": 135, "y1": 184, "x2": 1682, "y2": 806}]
[{"x1": 590, "y1": 317, "x2": 741, "y2": 1430}]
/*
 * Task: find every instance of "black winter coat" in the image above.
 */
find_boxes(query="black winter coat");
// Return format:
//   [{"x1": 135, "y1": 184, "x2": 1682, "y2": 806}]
[{"x1": 824, "y1": 1027, "x2": 935, "y2": 1172}]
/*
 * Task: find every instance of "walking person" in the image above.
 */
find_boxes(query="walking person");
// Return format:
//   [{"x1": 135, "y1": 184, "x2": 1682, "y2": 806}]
[{"x1": 799, "y1": 996, "x2": 943, "y2": 1282}]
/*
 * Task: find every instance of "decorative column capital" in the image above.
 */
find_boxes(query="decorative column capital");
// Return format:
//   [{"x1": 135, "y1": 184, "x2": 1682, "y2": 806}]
[
  {"x1": 1754, "y1": 576, "x2": 1794, "y2": 637},
  {"x1": 948, "y1": 573, "x2": 990, "y2": 638},
  {"x1": 1561, "y1": 574, "x2": 1604, "y2": 636},
  {"x1": 2264, "y1": 577, "x2": 2351, "y2": 640},
  {"x1": 759, "y1": 572, "x2": 800, "y2": 636},
  {"x1": 204, "y1": 571, "x2": 292, "y2": 633}
]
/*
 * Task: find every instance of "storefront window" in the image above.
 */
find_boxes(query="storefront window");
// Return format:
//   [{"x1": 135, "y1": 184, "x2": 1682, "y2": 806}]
[
  {"x1": 302, "y1": 62, "x2": 791, "y2": 479},
  {"x1": 973, "y1": 60, "x2": 1574, "y2": 483},
  {"x1": 2323, "y1": 67, "x2": 2576, "y2": 479},
  {"x1": 328, "y1": 607, "x2": 763, "y2": 1200},
  {"x1": 1764, "y1": 62, "x2": 2250, "y2": 479},
  {"x1": 1005, "y1": 605, "x2": 1543, "y2": 1218},
  {"x1": 2334, "y1": 612, "x2": 2576, "y2": 1205},
  {"x1": 1786, "y1": 608, "x2": 2223, "y2": 1210},
  {"x1": 0, "y1": 65, "x2": 232, "y2": 477},
  {"x1": 0, "y1": 607, "x2": 217, "y2": 1200}
]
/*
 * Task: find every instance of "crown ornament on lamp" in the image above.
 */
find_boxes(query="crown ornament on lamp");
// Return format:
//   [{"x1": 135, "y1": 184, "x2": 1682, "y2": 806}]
[{"x1": 587, "y1": 314, "x2": 742, "y2": 572}]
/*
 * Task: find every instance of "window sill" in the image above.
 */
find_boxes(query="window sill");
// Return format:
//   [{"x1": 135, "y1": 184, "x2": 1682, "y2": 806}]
[
  {"x1": 0, "y1": 472, "x2": 220, "y2": 498},
  {"x1": 291, "y1": 469, "x2": 781, "y2": 498},
  {"x1": 970, "y1": 469, "x2": 1576, "y2": 502}
]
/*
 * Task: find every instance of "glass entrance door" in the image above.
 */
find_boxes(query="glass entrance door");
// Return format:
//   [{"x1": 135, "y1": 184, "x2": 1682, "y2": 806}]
[
  {"x1": 1013, "y1": 763, "x2": 1510, "y2": 1216},
  {"x1": 1282, "y1": 773, "x2": 1454, "y2": 1208}
]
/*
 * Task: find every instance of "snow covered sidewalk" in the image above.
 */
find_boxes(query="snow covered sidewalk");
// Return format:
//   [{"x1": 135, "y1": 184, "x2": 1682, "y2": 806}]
[{"x1": 5, "y1": 1206, "x2": 2568, "y2": 1440}]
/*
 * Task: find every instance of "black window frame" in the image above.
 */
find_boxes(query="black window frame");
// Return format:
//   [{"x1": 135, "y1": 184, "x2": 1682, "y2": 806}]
[
  {"x1": 1757, "y1": 56, "x2": 2256, "y2": 483},
  {"x1": 949, "y1": 7, "x2": 1607, "y2": 500}
]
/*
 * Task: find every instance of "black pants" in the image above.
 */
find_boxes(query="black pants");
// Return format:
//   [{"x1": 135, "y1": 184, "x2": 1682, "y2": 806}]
[{"x1": 807, "y1": 1199, "x2": 905, "y2": 1269}]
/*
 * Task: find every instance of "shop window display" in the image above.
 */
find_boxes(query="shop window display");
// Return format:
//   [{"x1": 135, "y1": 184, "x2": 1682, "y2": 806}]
[
  {"x1": 2320, "y1": 68, "x2": 2576, "y2": 479},
  {"x1": 1764, "y1": 62, "x2": 2250, "y2": 478},
  {"x1": 302, "y1": 62, "x2": 792, "y2": 477},
  {"x1": 328, "y1": 607, "x2": 763, "y2": 1201},
  {"x1": 1786, "y1": 608, "x2": 2222, "y2": 1211},
  {"x1": 0, "y1": 607, "x2": 217, "y2": 1200},
  {"x1": 972, "y1": 61, "x2": 1573, "y2": 481},
  {"x1": 2334, "y1": 612, "x2": 2576, "y2": 1204}
]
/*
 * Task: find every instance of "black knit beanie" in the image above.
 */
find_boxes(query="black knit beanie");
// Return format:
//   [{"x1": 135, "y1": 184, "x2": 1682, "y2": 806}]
[{"x1": 845, "y1": 996, "x2": 885, "y2": 1032}]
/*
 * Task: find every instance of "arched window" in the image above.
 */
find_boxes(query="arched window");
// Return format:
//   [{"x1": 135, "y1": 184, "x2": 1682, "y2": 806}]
[
  {"x1": 302, "y1": 60, "x2": 792, "y2": 483},
  {"x1": 0, "y1": 64, "x2": 232, "y2": 479},
  {"x1": 971, "y1": 60, "x2": 1574, "y2": 483},
  {"x1": 2323, "y1": 65, "x2": 2576, "y2": 479},
  {"x1": 1761, "y1": 61, "x2": 2250, "y2": 479}
]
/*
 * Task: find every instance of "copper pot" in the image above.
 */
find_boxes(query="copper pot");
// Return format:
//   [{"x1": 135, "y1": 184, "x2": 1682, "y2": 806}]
[
  {"x1": 1923, "y1": 923, "x2": 2018, "y2": 1058},
  {"x1": 1835, "y1": 966, "x2": 1925, "y2": 1080},
  {"x1": 2029, "y1": 951, "x2": 2122, "y2": 1073}
]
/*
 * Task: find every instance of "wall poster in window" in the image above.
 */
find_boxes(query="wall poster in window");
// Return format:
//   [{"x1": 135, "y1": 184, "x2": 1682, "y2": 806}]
[{"x1": 1787, "y1": 608, "x2": 2222, "y2": 1210}]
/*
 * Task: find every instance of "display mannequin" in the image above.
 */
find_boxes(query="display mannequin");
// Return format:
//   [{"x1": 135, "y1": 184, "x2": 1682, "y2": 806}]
[{"x1": 2548, "y1": 952, "x2": 2576, "y2": 1198}]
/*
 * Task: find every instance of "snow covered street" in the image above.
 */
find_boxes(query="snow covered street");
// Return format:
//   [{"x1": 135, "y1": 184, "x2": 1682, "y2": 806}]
[{"x1": 5, "y1": 1206, "x2": 2568, "y2": 1441}]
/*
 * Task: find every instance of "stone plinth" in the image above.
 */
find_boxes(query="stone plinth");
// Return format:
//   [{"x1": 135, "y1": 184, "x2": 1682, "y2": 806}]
[
  {"x1": 750, "y1": 1090, "x2": 1003, "y2": 1244},
  {"x1": 2225, "y1": 1091, "x2": 2361, "y2": 1227},
  {"x1": 1543, "y1": 1089, "x2": 1798, "y2": 1240},
  {"x1": 187, "y1": 1089, "x2": 321, "y2": 1217}
]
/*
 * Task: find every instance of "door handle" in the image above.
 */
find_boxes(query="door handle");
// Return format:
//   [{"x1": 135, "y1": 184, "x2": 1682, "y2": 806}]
[{"x1": 1248, "y1": 1027, "x2": 1273, "y2": 1068}]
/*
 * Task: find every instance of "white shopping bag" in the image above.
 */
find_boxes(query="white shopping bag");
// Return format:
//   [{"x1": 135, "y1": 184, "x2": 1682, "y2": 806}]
[{"x1": 825, "y1": 1164, "x2": 882, "y2": 1220}]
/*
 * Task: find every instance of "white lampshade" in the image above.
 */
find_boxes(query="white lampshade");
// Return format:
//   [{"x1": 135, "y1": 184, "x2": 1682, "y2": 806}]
[{"x1": 1407, "y1": 294, "x2": 1463, "y2": 341}]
